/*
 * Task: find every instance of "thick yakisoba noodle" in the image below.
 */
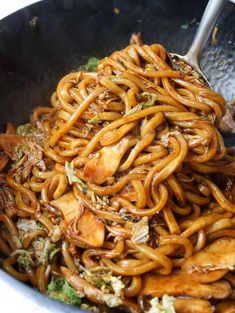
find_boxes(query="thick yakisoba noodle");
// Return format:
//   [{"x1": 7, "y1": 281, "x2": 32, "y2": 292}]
[{"x1": 0, "y1": 41, "x2": 235, "y2": 313}]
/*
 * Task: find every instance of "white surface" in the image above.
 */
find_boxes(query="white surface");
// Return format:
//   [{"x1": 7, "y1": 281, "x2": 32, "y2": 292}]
[
  {"x1": 0, "y1": 277, "x2": 51, "y2": 313},
  {"x1": 0, "y1": 0, "x2": 42, "y2": 20}
]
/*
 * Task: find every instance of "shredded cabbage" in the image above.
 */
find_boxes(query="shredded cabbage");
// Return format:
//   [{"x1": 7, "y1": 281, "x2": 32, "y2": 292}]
[
  {"x1": 65, "y1": 161, "x2": 86, "y2": 187},
  {"x1": 148, "y1": 295, "x2": 176, "y2": 313},
  {"x1": 80, "y1": 57, "x2": 99, "y2": 72},
  {"x1": 131, "y1": 216, "x2": 149, "y2": 244},
  {"x1": 47, "y1": 276, "x2": 83, "y2": 305},
  {"x1": 11, "y1": 249, "x2": 34, "y2": 271}
]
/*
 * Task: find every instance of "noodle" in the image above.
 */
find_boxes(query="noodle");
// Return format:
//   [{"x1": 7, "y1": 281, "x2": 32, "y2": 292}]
[{"x1": 1, "y1": 38, "x2": 235, "y2": 313}]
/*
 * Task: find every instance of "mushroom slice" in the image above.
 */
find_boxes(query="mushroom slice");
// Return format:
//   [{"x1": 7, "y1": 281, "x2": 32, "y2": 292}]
[
  {"x1": 84, "y1": 136, "x2": 134, "y2": 184},
  {"x1": 182, "y1": 237, "x2": 235, "y2": 273},
  {"x1": 0, "y1": 134, "x2": 23, "y2": 158},
  {"x1": 174, "y1": 298, "x2": 213, "y2": 313},
  {"x1": 51, "y1": 192, "x2": 105, "y2": 248},
  {"x1": 140, "y1": 271, "x2": 231, "y2": 299},
  {"x1": 215, "y1": 300, "x2": 235, "y2": 313},
  {"x1": 51, "y1": 192, "x2": 82, "y2": 223}
]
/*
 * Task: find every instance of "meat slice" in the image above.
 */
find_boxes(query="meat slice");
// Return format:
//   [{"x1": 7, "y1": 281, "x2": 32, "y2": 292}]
[
  {"x1": 182, "y1": 237, "x2": 235, "y2": 273},
  {"x1": 190, "y1": 269, "x2": 228, "y2": 283},
  {"x1": 51, "y1": 192, "x2": 82, "y2": 223},
  {"x1": 174, "y1": 298, "x2": 213, "y2": 313},
  {"x1": 84, "y1": 137, "x2": 134, "y2": 184},
  {"x1": 0, "y1": 154, "x2": 9, "y2": 172},
  {"x1": 140, "y1": 271, "x2": 231, "y2": 299},
  {"x1": 0, "y1": 134, "x2": 23, "y2": 158},
  {"x1": 130, "y1": 32, "x2": 143, "y2": 46},
  {"x1": 73, "y1": 207, "x2": 105, "y2": 248},
  {"x1": 0, "y1": 180, "x2": 17, "y2": 218},
  {"x1": 215, "y1": 300, "x2": 235, "y2": 313},
  {"x1": 220, "y1": 100, "x2": 235, "y2": 133},
  {"x1": 51, "y1": 192, "x2": 105, "y2": 247}
]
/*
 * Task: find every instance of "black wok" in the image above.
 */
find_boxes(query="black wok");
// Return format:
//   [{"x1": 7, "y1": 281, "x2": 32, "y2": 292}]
[{"x1": 0, "y1": 0, "x2": 234, "y2": 312}]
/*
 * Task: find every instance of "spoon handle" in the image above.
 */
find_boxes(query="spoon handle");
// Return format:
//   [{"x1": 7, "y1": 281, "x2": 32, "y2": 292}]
[{"x1": 185, "y1": 0, "x2": 226, "y2": 66}]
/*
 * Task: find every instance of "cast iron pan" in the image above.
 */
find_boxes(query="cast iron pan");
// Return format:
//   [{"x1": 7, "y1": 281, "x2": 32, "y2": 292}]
[{"x1": 0, "y1": 0, "x2": 235, "y2": 312}]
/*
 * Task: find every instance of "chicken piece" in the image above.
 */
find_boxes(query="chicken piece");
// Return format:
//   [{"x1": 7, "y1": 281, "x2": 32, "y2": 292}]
[
  {"x1": 73, "y1": 207, "x2": 105, "y2": 248},
  {"x1": 220, "y1": 100, "x2": 235, "y2": 133},
  {"x1": 140, "y1": 271, "x2": 231, "y2": 299},
  {"x1": 0, "y1": 154, "x2": 9, "y2": 172},
  {"x1": 190, "y1": 269, "x2": 228, "y2": 283},
  {"x1": 130, "y1": 32, "x2": 143, "y2": 46},
  {"x1": 182, "y1": 237, "x2": 235, "y2": 273},
  {"x1": 121, "y1": 299, "x2": 140, "y2": 313},
  {"x1": 51, "y1": 192, "x2": 105, "y2": 248},
  {"x1": 84, "y1": 137, "x2": 133, "y2": 185},
  {"x1": 174, "y1": 298, "x2": 213, "y2": 313},
  {"x1": 215, "y1": 300, "x2": 235, "y2": 313},
  {"x1": 5, "y1": 122, "x2": 16, "y2": 135},
  {"x1": 220, "y1": 109, "x2": 235, "y2": 133},
  {"x1": 61, "y1": 266, "x2": 122, "y2": 307},
  {"x1": 0, "y1": 183, "x2": 17, "y2": 218},
  {"x1": 0, "y1": 134, "x2": 23, "y2": 158},
  {"x1": 0, "y1": 122, "x2": 15, "y2": 170},
  {"x1": 51, "y1": 192, "x2": 82, "y2": 223}
]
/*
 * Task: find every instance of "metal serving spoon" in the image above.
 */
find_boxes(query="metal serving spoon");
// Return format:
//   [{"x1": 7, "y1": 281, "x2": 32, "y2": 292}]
[{"x1": 170, "y1": 0, "x2": 226, "y2": 86}]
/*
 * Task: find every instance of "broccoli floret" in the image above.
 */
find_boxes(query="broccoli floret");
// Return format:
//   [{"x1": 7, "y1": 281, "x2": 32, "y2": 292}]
[
  {"x1": 47, "y1": 276, "x2": 83, "y2": 306},
  {"x1": 80, "y1": 57, "x2": 99, "y2": 72}
]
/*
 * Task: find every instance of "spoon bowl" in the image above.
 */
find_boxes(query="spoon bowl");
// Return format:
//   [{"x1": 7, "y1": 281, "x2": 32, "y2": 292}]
[
  {"x1": 169, "y1": 52, "x2": 211, "y2": 87},
  {"x1": 169, "y1": 0, "x2": 226, "y2": 88}
]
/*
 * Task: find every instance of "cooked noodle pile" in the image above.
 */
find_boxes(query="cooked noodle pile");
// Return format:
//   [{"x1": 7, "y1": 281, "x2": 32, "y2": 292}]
[{"x1": 1, "y1": 39, "x2": 235, "y2": 313}]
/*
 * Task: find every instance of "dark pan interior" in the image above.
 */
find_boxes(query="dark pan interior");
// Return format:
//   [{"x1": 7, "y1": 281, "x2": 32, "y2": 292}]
[{"x1": 0, "y1": 0, "x2": 235, "y2": 311}]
